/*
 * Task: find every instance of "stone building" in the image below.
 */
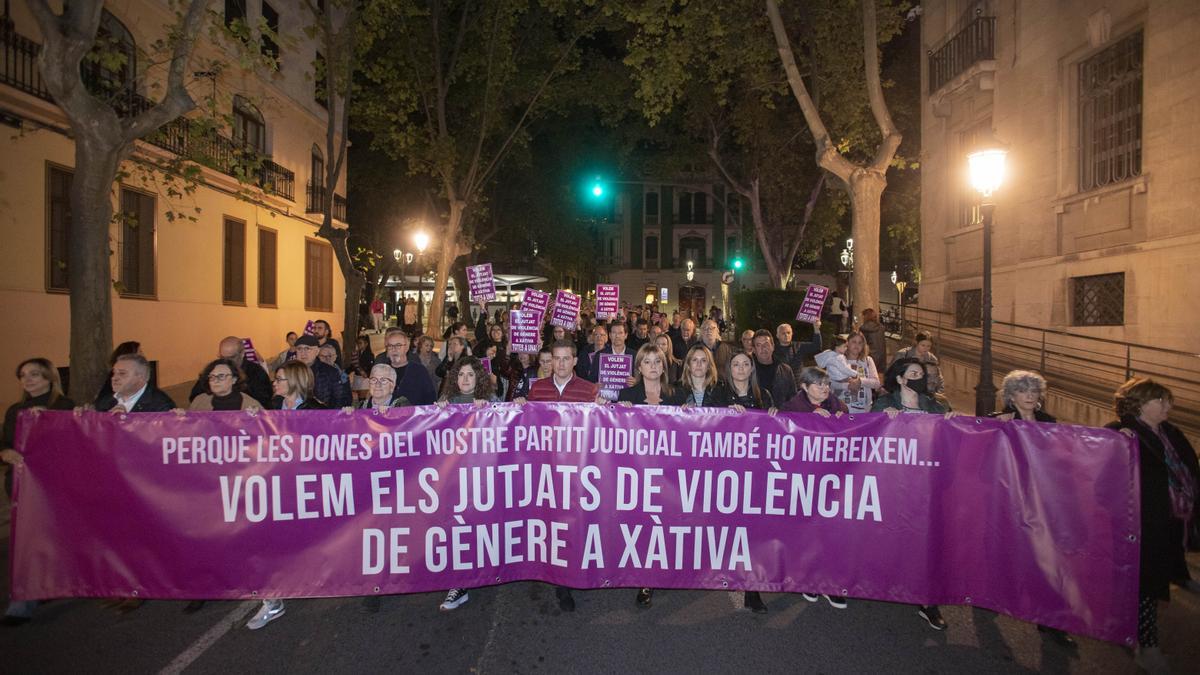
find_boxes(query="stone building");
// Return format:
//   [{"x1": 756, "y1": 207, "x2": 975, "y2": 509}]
[
  {"x1": 0, "y1": 0, "x2": 347, "y2": 408},
  {"x1": 918, "y1": 0, "x2": 1200, "y2": 423}
]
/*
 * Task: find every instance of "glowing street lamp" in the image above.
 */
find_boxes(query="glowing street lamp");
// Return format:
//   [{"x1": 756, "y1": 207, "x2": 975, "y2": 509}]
[
  {"x1": 413, "y1": 230, "x2": 431, "y2": 329},
  {"x1": 967, "y1": 135, "x2": 1008, "y2": 415}
]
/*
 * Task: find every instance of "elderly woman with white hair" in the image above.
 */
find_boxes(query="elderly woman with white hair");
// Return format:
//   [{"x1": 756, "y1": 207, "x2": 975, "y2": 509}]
[
  {"x1": 990, "y1": 369, "x2": 1076, "y2": 648},
  {"x1": 357, "y1": 363, "x2": 411, "y2": 411}
]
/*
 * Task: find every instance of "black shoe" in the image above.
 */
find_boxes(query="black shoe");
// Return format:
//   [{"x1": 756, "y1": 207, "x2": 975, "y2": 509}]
[
  {"x1": 555, "y1": 587, "x2": 576, "y2": 612},
  {"x1": 744, "y1": 591, "x2": 767, "y2": 614},
  {"x1": 360, "y1": 596, "x2": 381, "y2": 614},
  {"x1": 917, "y1": 605, "x2": 947, "y2": 631},
  {"x1": 182, "y1": 600, "x2": 206, "y2": 614},
  {"x1": 1037, "y1": 624, "x2": 1077, "y2": 648},
  {"x1": 636, "y1": 588, "x2": 653, "y2": 608},
  {"x1": 1, "y1": 616, "x2": 31, "y2": 627}
]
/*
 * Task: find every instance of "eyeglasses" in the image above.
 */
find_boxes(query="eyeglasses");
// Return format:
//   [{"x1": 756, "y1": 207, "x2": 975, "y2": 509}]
[
  {"x1": 368, "y1": 377, "x2": 395, "y2": 386},
  {"x1": 386, "y1": 343, "x2": 406, "y2": 350},
  {"x1": 208, "y1": 373, "x2": 233, "y2": 381},
  {"x1": 273, "y1": 377, "x2": 289, "y2": 383}
]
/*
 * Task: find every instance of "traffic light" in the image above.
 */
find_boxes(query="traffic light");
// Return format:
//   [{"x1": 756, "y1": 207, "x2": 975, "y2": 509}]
[
  {"x1": 732, "y1": 257, "x2": 744, "y2": 271},
  {"x1": 589, "y1": 177, "x2": 604, "y2": 199}
]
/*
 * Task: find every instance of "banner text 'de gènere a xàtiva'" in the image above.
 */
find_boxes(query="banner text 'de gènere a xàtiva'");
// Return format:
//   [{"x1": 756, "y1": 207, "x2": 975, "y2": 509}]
[{"x1": 11, "y1": 405, "x2": 1139, "y2": 643}]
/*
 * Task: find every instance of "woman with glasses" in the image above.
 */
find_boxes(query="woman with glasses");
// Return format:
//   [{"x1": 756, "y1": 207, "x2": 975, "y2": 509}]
[
  {"x1": 357, "y1": 364, "x2": 410, "y2": 411},
  {"x1": 269, "y1": 361, "x2": 326, "y2": 412},
  {"x1": 188, "y1": 359, "x2": 261, "y2": 411}
]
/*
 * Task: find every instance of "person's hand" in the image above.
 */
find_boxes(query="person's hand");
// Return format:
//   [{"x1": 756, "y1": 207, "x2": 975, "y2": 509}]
[
  {"x1": 626, "y1": 376, "x2": 636, "y2": 387},
  {"x1": 435, "y1": 400, "x2": 448, "y2": 409},
  {"x1": 472, "y1": 399, "x2": 488, "y2": 408},
  {"x1": 513, "y1": 397, "x2": 527, "y2": 405},
  {"x1": 110, "y1": 405, "x2": 127, "y2": 414},
  {"x1": 812, "y1": 319, "x2": 821, "y2": 330},
  {"x1": 883, "y1": 407, "x2": 901, "y2": 419},
  {"x1": 730, "y1": 404, "x2": 746, "y2": 414},
  {"x1": 1119, "y1": 428, "x2": 1135, "y2": 438},
  {"x1": 0, "y1": 449, "x2": 22, "y2": 466},
  {"x1": 848, "y1": 377, "x2": 862, "y2": 393},
  {"x1": 73, "y1": 406, "x2": 86, "y2": 417},
  {"x1": 767, "y1": 407, "x2": 779, "y2": 417},
  {"x1": 943, "y1": 411, "x2": 961, "y2": 420},
  {"x1": 680, "y1": 402, "x2": 695, "y2": 409},
  {"x1": 996, "y1": 412, "x2": 1015, "y2": 422},
  {"x1": 813, "y1": 408, "x2": 832, "y2": 418},
  {"x1": 618, "y1": 401, "x2": 633, "y2": 408},
  {"x1": 172, "y1": 408, "x2": 187, "y2": 417},
  {"x1": 341, "y1": 406, "x2": 354, "y2": 414}
]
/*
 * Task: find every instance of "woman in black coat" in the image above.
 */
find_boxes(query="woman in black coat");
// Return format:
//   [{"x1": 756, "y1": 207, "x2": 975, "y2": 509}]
[{"x1": 1106, "y1": 378, "x2": 1199, "y2": 671}]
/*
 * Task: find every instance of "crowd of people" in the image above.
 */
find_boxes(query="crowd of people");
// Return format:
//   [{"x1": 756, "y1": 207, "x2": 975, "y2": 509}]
[{"x1": 0, "y1": 303, "x2": 1196, "y2": 671}]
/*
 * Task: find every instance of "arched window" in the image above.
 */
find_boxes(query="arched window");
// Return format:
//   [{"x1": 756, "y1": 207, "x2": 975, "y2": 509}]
[
  {"x1": 84, "y1": 11, "x2": 137, "y2": 102},
  {"x1": 233, "y1": 95, "x2": 266, "y2": 154}
]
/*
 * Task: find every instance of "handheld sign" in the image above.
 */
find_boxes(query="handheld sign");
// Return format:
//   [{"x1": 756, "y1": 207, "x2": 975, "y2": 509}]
[
  {"x1": 521, "y1": 289, "x2": 550, "y2": 316},
  {"x1": 480, "y1": 357, "x2": 492, "y2": 375},
  {"x1": 303, "y1": 320, "x2": 316, "y2": 335},
  {"x1": 508, "y1": 310, "x2": 542, "y2": 354},
  {"x1": 550, "y1": 290, "x2": 581, "y2": 330},
  {"x1": 595, "y1": 284, "x2": 620, "y2": 319},
  {"x1": 467, "y1": 263, "x2": 497, "y2": 302},
  {"x1": 242, "y1": 338, "x2": 260, "y2": 363},
  {"x1": 597, "y1": 353, "x2": 633, "y2": 400},
  {"x1": 795, "y1": 285, "x2": 830, "y2": 324}
]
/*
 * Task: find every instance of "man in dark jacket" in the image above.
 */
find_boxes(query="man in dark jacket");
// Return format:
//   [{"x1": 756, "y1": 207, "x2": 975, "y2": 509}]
[
  {"x1": 312, "y1": 320, "x2": 342, "y2": 363},
  {"x1": 751, "y1": 330, "x2": 796, "y2": 406},
  {"x1": 669, "y1": 318, "x2": 697, "y2": 362},
  {"x1": 774, "y1": 320, "x2": 823, "y2": 371},
  {"x1": 586, "y1": 322, "x2": 635, "y2": 383},
  {"x1": 187, "y1": 336, "x2": 272, "y2": 406},
  {"x1": 379, "y1": 331, "x2": 436, "y2": 405},
  {"x1": 95, "y1": 354, "x2": 176, "y2": 412},
  {"x1": 627, "y1": 319, "x2": 651, "y2": 351},
  {"x1": 696, "y1": 319, "x2": 734, "y2": 374},
  {"x1": 294, "y1": 335, "x2": 351, "y2": 408}
]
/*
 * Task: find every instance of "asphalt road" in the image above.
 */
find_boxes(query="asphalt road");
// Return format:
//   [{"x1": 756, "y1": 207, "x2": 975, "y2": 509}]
[{"x1": 2, "y1": 539, "x2": 1197, "y2": 675}]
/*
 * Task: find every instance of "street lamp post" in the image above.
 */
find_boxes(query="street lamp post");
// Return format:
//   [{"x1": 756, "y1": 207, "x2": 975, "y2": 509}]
[
  {"x1": 414, "y1": 230, "x2": 430, "y2": 332},
  {"x1": 968, "y1": 138, "x2": 1008, "y2": 416}
]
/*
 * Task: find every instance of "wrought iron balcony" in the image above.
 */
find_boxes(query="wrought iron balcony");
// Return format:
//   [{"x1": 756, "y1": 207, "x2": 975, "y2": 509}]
[
  {"x1": 928, "y1": 15, "x2": 996, "y2": 94},
  {"x1": 1, "y1": 24, "x2": 295, "y2": 201},
  {"x1": 306, "y1": 180, "x2": 347, "y2": 221}
]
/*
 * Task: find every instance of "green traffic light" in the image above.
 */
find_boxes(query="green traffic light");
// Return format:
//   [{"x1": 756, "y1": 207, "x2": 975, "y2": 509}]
[
  {"x1": 592, "y1": 184, "x2": 603, "y2": 197},
  {"x1": 733, "y1": 258, "x2": 744, "y2": 270}
]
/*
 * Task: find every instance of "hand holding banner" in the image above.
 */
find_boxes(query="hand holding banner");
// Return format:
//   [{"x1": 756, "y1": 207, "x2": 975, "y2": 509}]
[{"x1": 796, "y1": 285, "x2": 830, "y2": 323}]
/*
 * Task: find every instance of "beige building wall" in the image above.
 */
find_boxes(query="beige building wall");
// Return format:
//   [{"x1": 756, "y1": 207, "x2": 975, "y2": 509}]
[
  {"x1": 920, "y1": 0, "x2": 1200, "y2": 353},
  {"x1": 0, "y1": 0, "x2": 348, "y2": 411}
]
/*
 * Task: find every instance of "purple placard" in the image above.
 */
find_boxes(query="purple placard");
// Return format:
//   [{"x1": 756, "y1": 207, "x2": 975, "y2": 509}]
[
  {"x1": 10, "y1": 409, "x2": 1139, "y2": 644},
  {"x1": 480, "y1": 357, "x2": 492, "y2": 374},
  {"x1": 597, "y1": 353, "x2": 633, "y2": 399},
  {"x1": 795, "y1": 285, "x2": 830, "y2": 323},
  {"x1": 550, "y1": 290, "x2": 581, "y2": 330},
  {"x1": 508, "y1": 310, "x2": 542, "y2": 354},
  {"x1": 521, "y1": 289, "x2": 550, "y2": 316},
  {"x1": 303, "y1": 320, "x2": 316, "y2": 335},
  {"x1": 242, "y1": 338, "x2": 260, "y2": 364},
  {"x1": 595, "y1": 284, "x2": 620, "y2": 319},
  {"x1": 467, "y1": 263, "x2": 497, "y2": 302}
]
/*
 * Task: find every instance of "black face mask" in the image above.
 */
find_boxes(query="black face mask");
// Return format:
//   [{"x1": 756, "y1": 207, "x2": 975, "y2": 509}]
[{"x1": 904, "y1": 376, "x2": 928, "y2": 394}]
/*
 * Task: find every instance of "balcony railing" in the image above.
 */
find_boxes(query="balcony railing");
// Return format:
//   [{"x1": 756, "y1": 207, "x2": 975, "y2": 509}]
[
  {"x1": 928, "y1": 15, "x2": 996, "y2": 94},
  {"x1": 306, "y1": 180, "x2": 347, "y2": 221},
  {"x1": 1, "y1": 24, "x2": 295, "y2": 201}
]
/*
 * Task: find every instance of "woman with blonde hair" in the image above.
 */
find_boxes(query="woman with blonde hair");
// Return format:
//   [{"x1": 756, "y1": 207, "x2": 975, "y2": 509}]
[
  {"x1": 676, "y1": 344, "x2": 727, "y2": 407},
  {"x1": 268, "y1": 361, "x2": 325, "y2": 411}
]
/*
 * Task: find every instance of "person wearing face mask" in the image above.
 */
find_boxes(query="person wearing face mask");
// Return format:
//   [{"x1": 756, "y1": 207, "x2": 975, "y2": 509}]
[
  {"x1": 872, "y1": 358, "x2": 957, "y2": 631},
  {"x1": 1106, "y1": 378, "x2": 1199, "y2": 673},
  {"x1": 890, "y1": 331, "x2": 944, "y2": 397}
]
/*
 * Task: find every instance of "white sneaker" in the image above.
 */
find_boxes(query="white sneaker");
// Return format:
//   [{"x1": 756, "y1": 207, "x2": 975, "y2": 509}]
[
  {"x1": 439, "y1": 588, "x2": 469, "y2": 611},
  {"x1": 801, "y1": 593, "x2": 819, "y2": 602},
  {"x1": 246, "y1": 600, "x2": 285, "y2": 630},
  {"x1": 824, "y1": 594, "x2": 848, "y2": 609}
]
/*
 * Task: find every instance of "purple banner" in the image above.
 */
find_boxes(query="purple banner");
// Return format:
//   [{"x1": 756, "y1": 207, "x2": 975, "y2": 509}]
[
  {"x1": 550, "y1": 291, "x2": 581, "y2": 330},
  {"x1": 597, "y1": 354, "x2": 633, "y2": 400},
  {"x1": 467, "y1": 263, "x2": 496, "y2": 302},
  {"x1": 595, "y1": 284, "x2": 620, "y2": 319},
  {"x1": 521, "y1": 289, "x2": 550, "y2": 316},
  {"x1": 508, "y1": 310, "x2": 542, "y2": 354},
  {"x1": 10, "y1": 408, "x2": 1138, "y2": 643},
  {"x1": 795, "y1": 285, "x2": 829, "y2": 323}
]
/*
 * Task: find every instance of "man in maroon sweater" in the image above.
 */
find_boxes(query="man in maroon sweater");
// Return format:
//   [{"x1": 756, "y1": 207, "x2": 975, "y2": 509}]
[{"x1": 514, "y1": 340, "x2": 597, "y2": 611}]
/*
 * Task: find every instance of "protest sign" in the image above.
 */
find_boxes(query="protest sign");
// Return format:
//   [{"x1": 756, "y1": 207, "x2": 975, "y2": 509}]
[
  {"x1": 467, "y1": 264, "x2": 497, "y2": 302},
  {"x1": 521, "y1": 289, "x2": 550, "y2": 316},
  {"x1": 242, "y1": 338, "x2": 260, "y2": 364},
  {"x1": 595, "y1": 285, "x2": 620, "y2": 319},
  {"x1": 795, "y1": 285, "x2": 830, "y2": 323},
  {"x1": 597, "y1": 354, "x2": 633, "y2": 400},
  {"x1": 550, "y1": 291, "x2": 581, "y2": 330},
  {"x1": 508, "y1": 310, "x2": 542, "y2": 354},
  {"x1": 11, "y1": 408, "x2": 1138, "y2": 644}
]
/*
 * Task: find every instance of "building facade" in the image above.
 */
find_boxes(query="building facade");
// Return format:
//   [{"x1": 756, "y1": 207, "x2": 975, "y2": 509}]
[
  {"x1": 919, "y1": 0, "x2": 1200, "y2": 355},
  {"x1": 0, "y1": 0, "x2": 347, "y2": 408},
  {"x1": 598, "y1": 178, "x2": 829, "y2": 321}
]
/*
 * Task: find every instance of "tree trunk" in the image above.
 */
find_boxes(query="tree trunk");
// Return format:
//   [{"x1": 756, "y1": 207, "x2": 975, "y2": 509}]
[
  {"x1": 847, "y1": 169, "x2": 886, "y2": 319},
  {"x1": 746, "y1": 185, "x2": 787, "y2": 289},
  {"x1": 341, "y1": 271, "x2": 365, "y2": 358},
  {"x1": 426, "y1": 198, "x2": 466, "y2": 337},
  {"x1": 67, "y1": 136, "x2": 125, "y2": 401}
]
